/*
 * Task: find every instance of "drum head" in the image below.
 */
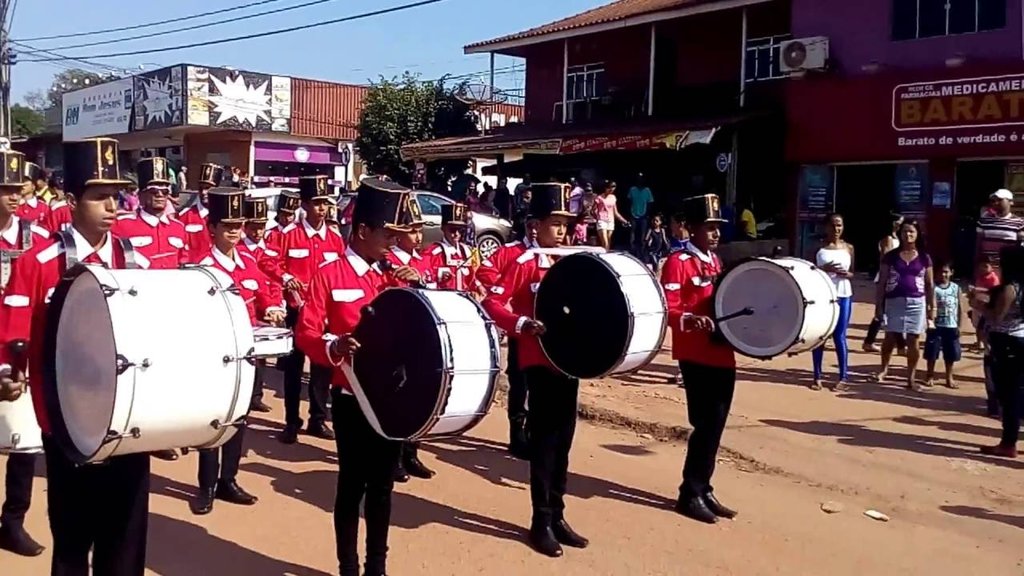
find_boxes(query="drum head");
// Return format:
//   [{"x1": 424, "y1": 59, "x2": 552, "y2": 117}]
[
  {"x1": 42, "y1": 265, "x2": 117, "y2": 463},
  {"x1": 352, "y1": 288, "x2": 444, "y2": 439},
  {"x1": 535, "y1": 253, "x2": 630, "y2": 379},
  {"x1": 714, "y1": 258, "x2": 804, "y2": 359}
]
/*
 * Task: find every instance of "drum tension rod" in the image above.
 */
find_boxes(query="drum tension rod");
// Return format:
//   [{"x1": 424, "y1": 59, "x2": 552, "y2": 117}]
[
  {"x1": 104, "y1": 427, "x2": 141, "y2": 443},
  {"x1": 208, "y1": 285, "x2": 241, "y2": 296},
  {"x1": 210, "y1": 418, "x2": 247, "y2": 430},
  {"x1": 99, "y1": 285, "x2": 139, "y2": 297},
  {"x1": 222, "y1": 347, "x2": 258, "y2": 366},
  {"x1": 115, "y1": 354, "x2": 151, "y2": 375}
]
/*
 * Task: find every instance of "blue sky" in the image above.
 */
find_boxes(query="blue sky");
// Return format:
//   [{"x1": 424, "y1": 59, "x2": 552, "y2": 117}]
[{"x1": 11, "y1": 0, "x2": 601, "y2": 103}]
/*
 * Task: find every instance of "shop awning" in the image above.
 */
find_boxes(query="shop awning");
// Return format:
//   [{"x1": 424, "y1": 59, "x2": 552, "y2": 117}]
[{"x1": 400, "y1": 116, "x2": 743, "y2": 161}]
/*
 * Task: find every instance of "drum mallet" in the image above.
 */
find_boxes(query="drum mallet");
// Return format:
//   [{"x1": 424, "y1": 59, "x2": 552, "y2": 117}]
[{"x1": 715, "y1": 307, "x2": 754, "y2": 324}]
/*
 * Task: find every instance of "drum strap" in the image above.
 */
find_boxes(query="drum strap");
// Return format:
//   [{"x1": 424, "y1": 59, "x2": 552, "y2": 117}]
[{"x1": 56, "y1": 230, "x2": 140, "y2": 270}]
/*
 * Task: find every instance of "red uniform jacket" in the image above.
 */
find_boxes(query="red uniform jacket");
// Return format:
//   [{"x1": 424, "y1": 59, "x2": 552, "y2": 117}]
[
  {"x1": 16, "y1": 197, "x2": 50, "y2": 226},
  {"x1": 425, "y1": 240, "x2": 480, "y2": 292},
  {"x1": 295, "y1": 247, "x2": 388, "y2": 393},
  {"x1": 0, "y1": 218, "x2": 50, "y2": 292},
  {"x1": 195, "y1": 248, "x2": 284, "y2": 324},
  {"x1": 43, "y1": 201, "x2": 72, "y2": 234},
  {"x1": 0, "y1": 230, "x2": 134, "y2": 434},
  {"x1": 384, "y1": 247, "x2": 436, "y2": 288},
  {"x1": 177, "y1": 203, "x2": 211, "y2": 256},
  {"x1": 481, "y1": 250, "x2": 556, "y2": 371},
  {"x1": 266, "y1": 219, "x2": 346, "y2": 307},
  {"x1": 660, "y1": 246, "x2": 735, "y2": 368},
  {"x1": 112, "y1": 210, "x2": 189, "y2": 270},
  {"x1": 476, "y1": 240, "x2": 532, "y2": 288},
  {"x1": 240, "y1": 235, "x2": 284, "y2": 284}
]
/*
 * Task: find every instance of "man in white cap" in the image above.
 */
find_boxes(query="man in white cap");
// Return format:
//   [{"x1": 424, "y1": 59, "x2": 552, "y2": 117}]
[{"x1": 976, "y1": 188, "x2": 1024, "y2": 276}]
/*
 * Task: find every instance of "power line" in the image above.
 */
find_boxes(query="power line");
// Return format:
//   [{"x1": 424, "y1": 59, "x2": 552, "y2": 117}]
[
  {"x1": 13, "y1": 0, "x2": 289, "y2": 42},
  {"x1": 12, "y1": 40, "x2": 122, "y2": 74},
  {"x1": 25, "y1": 0, "x2": 346, "y2": 53},
  {"x1": 23, "y1": 0, "x2": 447, "y2": 62}
]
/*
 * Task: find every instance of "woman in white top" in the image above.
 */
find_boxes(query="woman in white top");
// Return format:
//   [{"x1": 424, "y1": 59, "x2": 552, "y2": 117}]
[{"x1": 812, "y1": 213, "x2": 855, "y2": 391}]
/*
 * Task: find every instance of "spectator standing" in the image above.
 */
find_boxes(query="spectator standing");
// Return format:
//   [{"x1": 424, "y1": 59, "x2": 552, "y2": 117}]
[
  {"x1": 594, "y1": 181, "x2": 629, "y2": 250},
  {"x1": 628, "y1": 174, "x2": 653, "y2": 256},
  {"x1": 494, "y1": 177, "x2": 513, "y2": 220},
  {"x1": 737, "y1": 198, "x2": 757, "y2": 241},
  {"x1": 177, "y1": 166, "x2": 188, "y2": 191},
  {"x1": 811, "y1": 213, "x2": 855, "y2": 391},
  {"x1": 864, "y1": 213, "x2": 906, "y2": 352},
  {"x1": 923, "y1": 261, "x2": 966, "y2": 389},
  {"x1": 975, "y1": 188, "x2": 1024, "y2": 275},
  {"x1": 875, "y1": 220, "x2": 935, "y2": 391},
  {"x1": 979, "y1": 245, "x2": 1024, "y2": 458},
  {"x1": 645, "y1": 214, "x2": 669, "y2": 270}
]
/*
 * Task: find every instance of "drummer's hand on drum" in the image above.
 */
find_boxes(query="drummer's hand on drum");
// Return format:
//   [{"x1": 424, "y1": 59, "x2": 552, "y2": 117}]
[
  {"x1": 393, "y1": 266, "x2": 421, "y2": 284},
  {"x1": 0, "y1": 374, "x2": 25, "y2": 402},
  {"x1": 331, "y1": 334, "x2": 361, "y2": 357},
  {"x1": 522, "y1": 318, "x2": 546, "y2": 336},
  {"x1": 686, "y1": 315, "x2": 716, "y2": 332},
  {"x1": 285, "y1": 278, "x2": 304, "y2": 292},
  {"x1": 264, "y1": 309, "x2": 286, "y2": 326}
]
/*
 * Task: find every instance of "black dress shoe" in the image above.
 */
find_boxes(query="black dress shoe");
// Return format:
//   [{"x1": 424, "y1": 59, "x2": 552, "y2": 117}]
[
  {"x1": 674, "y1": 496, "x2": 718, "y2": 524},
  {"x1": 509, "y1": 423, "x2": 530, "y2": 460},
  {"x1": 192, "y1": 488, "x2": 216, "y2": 515},
  {"x1": 393, "y1": 463, "x2": 410, "y2": 483},
  {"x1": 704, "y1": 492, "x2": 738, "y2": 519},
  {"x1": 279, "y1": 426, "x2": 299, "y2": 444},
  {"x1": 0, "y1": 524, "x2": 44, "y2": 556},
  {"x1": 552, "y1": 519, "x2": 589, "y2": 548},
  {"x1": 250, "y1": 400, "x2": 272, "y2": 413},
  {"x1": 152, "y1": 449, "x2": 179, "y2": 461},
  {"x1": 404, "y1": 455, "x2": 435, "y2": 479},
  {"x1": 305, "y1": 423, "x2": 335, "y2": 441},
  {"x1": 216, "y1": 480, "x2": 259, "y2": 506},
  {"x1": 528, "y1": 525, "x2": 563, "y2": 558}
]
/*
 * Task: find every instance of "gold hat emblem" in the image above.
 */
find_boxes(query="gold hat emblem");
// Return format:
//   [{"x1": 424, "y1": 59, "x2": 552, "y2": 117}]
[
  {"x1": 154, "y1": 157, "x2": 164, "y2": 172},
  {"x1": 562, "y1": 185, "x2": 571, "y2": 207},
  {"x1": 104, "y1": 145, "x2": 115, "y2": 166},
  {"x1": 231, "y1": 195, "x2": 240, "y2": 210},
  {"x1": 8, "y1": 156, "x2": 16, "y2": 171},
  {"x1": 317, "y1": 178, "x2": 325, "y2": 192},
  {"x1": 709, "y1": 195, "x2": 720, "y2": 212}
]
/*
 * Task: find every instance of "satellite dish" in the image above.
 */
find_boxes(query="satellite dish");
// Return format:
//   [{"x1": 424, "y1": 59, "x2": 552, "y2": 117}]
[{"x1": 454, "y1": 83, "x2": 509, "y2": 106}]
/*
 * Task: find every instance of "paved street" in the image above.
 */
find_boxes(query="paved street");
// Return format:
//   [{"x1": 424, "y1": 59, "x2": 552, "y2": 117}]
[{"x1": 3, "y1": 299, "x2": 1023, "y2": 575}]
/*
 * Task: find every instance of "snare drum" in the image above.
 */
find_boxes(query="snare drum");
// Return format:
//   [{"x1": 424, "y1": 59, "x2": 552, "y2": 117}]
[
  {"x1": 344, "y1": 287, "x2": 501, "y2": 441},
  {"x1": 253, "y1": 326, "x2": 293, "y2": 358},
  {"x1": 714, "y1": 257, "x2": 839, "y2": 359},
  {"x1": 42, "y1": 265, "x2": 256, "y2": 464},
  {"x1": 535, "y1": 251, "x2": 667, "y2": 379},
  {"x1": 0, "y1": 389, "x2": 43, "y2": 454}
]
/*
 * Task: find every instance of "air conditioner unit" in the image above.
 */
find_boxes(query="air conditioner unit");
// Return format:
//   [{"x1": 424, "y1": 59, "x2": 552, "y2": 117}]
[{"x1": 779, "y1": 37, "x2": 829, "y2": 73}]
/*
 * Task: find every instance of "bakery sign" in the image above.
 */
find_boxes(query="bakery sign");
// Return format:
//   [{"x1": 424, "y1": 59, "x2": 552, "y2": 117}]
[{"x1": 893, "y1": 74, "x2": 1024, "y2": 148}]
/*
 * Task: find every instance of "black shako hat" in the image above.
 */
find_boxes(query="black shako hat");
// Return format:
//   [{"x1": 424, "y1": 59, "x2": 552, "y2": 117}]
[
  {"x1": 298, "y1": 175, "x2": 331, "y2": 201},
  {"x1": 136, "y1": 157, "x2": 172, "y2": 189},
  {"x1": 278, "y1": 190, "x2": 301, "y2": 213},
  {"x1": 207, "y1": 187, "x2": 246, "y2": 225},
  {"x1": 679, "y1": 193, "x2": 728, "y2": 225},
  {"x1": 198, "y1": 163, "x2": 224, "y2": 188},
  {"x1": 352, "y1": 177, "x2": 408, "y2": 230},
  {"x1": 0, "y1": 151, "x2": 25, "y2": 188},
  {"x1": 528, "y1": 183, "x2": 573, "y2": 220},
  {"x1": 243, "y1": 196, "x2": 269, "y2": 222},
  {"x1": 441, "y1": 203, "x2": 470, "y2": 227},
  {"x1": 63, "y1": 138, "x2": 131, "y2": 193}
]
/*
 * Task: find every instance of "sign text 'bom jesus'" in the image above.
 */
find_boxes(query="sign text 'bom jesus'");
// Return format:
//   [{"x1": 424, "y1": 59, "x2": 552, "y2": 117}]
[{"x1": 893, "y1": 74, "x2": 1024, "y2": 131}]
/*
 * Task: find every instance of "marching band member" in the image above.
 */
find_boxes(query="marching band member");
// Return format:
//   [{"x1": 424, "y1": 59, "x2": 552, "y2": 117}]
[
  {"x1": 660, "y1": 194, "x2": 738, "y2": 525},
  {"x1": 192, "y1": 188, "x2": 286, "y2": 515},
  {"x1": 240, "y1": 196, "x2": 279, "y2": 413},
  {"x1": 44, "y1": 195, "x2": 72, "y2": 233},
  {"x1": 425, "y1": 203, "x2": 481, "y2": 294},
  {"x1": 481, "y1": 185, "x2": 589, "y2": 558},
  {"x1": 295, "y1": 178, "x2": 421, "y2": 576},
  {"x1": 178, "y1": 163, "x2": 223, "y2": 257},
  {"x1": 16, "y1": 163, "x2": 50, "y2": 225},
  {"x1": 265, "y1": 189, "x2": 300, "y2": 245},
  {"x1": 382, "y1": 194, "x2": 436, "y2": 483},
  {"x1": 271, "y1": 175, "x2": 346, "y2": 444},
  {"x1": 112, "y1": 157, "x2": 190, "y2": 271},
  {"x1": 0, "y1": 138, "x2": 152, "y2": 575},
  {"x1": 476, "y1": 221, "x2": 538, "y2": 459},
  {"x1": 0, "y1": 150, "x2": 48, "y2": 558}
]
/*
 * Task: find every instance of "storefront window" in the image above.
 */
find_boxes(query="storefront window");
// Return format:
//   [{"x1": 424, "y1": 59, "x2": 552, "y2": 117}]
[{"x1": 892, "y1": 0, "x2": 1006, "y2": 40}]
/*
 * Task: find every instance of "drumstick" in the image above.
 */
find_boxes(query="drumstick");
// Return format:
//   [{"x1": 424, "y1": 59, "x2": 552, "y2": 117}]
[{"x1": 715, "y1": 307, "x2": 754, "y2": 323}]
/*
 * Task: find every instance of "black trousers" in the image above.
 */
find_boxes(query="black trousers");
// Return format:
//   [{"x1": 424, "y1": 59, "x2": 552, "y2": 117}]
[
  {"x1": 283, "y1": 306, "x2": 331, "y2": 429},
  {"x1": 332, "y1": 390, "x2": 400, "y2": 576},
  {"x1": 989, "y1": 333, "x2": 1024, "y2": 446},
  {"x1": 506, "y1": 338, "x2": 528, "y2": 422},
  {"x1": 524, "y1": 366, "x2": 579, "y2": 526},
  {"x1": 1, "y1": 451, "x2": 37, "y2": 529},
  {"x1": 678, "y1": 361, "x2": 736, "y2": 500},
  {"x1": 197, "y1": 425, "x2": 247, "y2": 491},
  {"x1": 43, "y1": 437, "x2": 149, "y2": 576},
  {"x1": 252, "y1": 360, "x2": 266, "y2": 404}
]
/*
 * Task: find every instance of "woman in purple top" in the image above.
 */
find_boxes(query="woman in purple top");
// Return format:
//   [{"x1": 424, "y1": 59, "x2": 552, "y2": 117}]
[{"x1": 875, "y1": 220, "x2": 935, "y2": 390}]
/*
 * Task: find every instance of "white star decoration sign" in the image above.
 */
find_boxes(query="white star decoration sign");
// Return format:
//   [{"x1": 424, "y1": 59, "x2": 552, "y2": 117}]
[
  {"x1": 142, "y1": 75, "x2": 173, "y2": 125},
  {"x1": 209, "y1": 74, "x2": 271, "y2": 127}
]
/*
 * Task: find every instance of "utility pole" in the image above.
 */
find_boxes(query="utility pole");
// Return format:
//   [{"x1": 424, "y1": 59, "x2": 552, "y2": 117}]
[{"x1": 0, "y1": 0, "x2": 10, "y2": 140}]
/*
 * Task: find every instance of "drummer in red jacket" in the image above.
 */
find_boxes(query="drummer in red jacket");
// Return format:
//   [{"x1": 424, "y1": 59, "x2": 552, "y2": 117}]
[
  {"x1": 481, "y1": 184, "x2": 589, "y2": 558},
  {"x1": 660, "y1": 193, "x2": 738, "y2": 525},
  {"x1": 295, "y1": 178, "x2": 421, "y2": 576},
  {"x1": 0, "y1": 138, "x2": 152, "y2": 575},
  {"x1": 424, "y1": 203, "x2": 481, "y2": 294},
  {"x1": 190, "y1": 188, "x2": 285, "y2": 516}
]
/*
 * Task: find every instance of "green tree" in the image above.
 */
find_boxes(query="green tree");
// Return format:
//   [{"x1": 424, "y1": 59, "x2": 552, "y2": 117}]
[
  {"x1": 11, "y1": 105, "x2": 45, "y2": 137},
  {"x1": 45, "y1": 68, "x2": 111, "y2": 108},
  {"x1": 355, "y1": 72, "x2": 478, "y2": 186}
]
